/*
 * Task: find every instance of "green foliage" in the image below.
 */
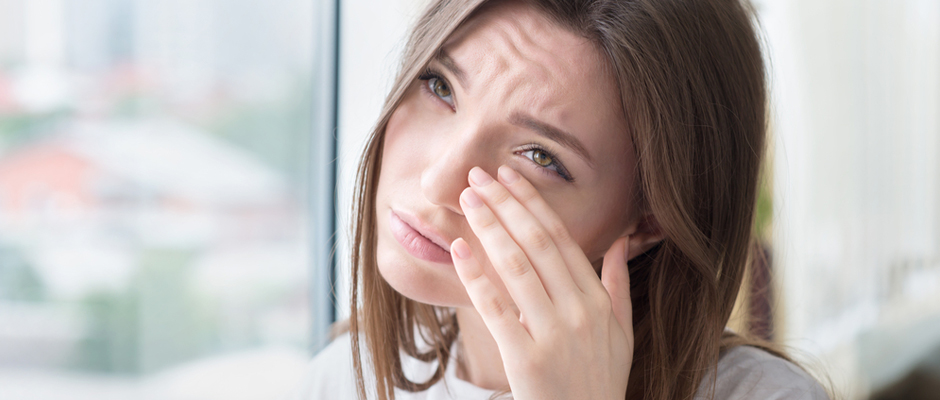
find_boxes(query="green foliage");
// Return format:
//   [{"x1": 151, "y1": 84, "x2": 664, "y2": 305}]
[
  {"x1": 111, "y1": 92, "x2": 161, "y2": 119},
  {"x1": 753, "y1": 168, "x2": 773, "y2": 242},
  {"x1": 134, "y1": 248, "x2": 219, "y2": 374},
  {"x1": 74, "y1": 248, "x2": 221, "y2": 375},
  {"x1": 0, "y1": 109, "x2": 72, "y2": 151},
  {"x1": 0, "y1": 246, "x2": 46, "y2": 301},
  {"x1": 75, "y1": 289, "x2": 139, "y2": 373},
  {"x1": 202, "y1": 77, "x2": 312, "y2": 182}
]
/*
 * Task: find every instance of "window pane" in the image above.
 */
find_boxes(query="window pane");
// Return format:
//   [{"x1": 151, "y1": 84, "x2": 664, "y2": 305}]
[{"x1": 0, "y1": 0, "x2": 318, "y2": 398}]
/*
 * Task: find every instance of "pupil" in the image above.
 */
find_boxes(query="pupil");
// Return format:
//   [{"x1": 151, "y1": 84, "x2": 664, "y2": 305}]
[
  {"x1": 434, "y1": 80, "x2": 450, "y2": 97},
  {"x1": 534, "y1": 150, "x2": 552, "y2": 166}
]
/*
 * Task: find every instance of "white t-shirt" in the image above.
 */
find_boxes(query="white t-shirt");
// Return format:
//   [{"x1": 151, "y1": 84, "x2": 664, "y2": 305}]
[{"x1": 290, "y1": 333, "x2": 829, "y2": 400}]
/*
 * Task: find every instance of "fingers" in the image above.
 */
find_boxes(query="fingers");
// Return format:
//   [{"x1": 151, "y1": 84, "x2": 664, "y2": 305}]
[
  {"x1": 601, "y1": 236, "x2": 634, "y2": 336},
  {"x1": 451, "y1": 238, "x2": 533, "y2": 346},
  {"x1": 494, "y1": 166, "x2": 604, "y2": 294},
  {"x1": 460, "y1": 186, "x2": 555, "y2": 323},
  {"x1": 466, "y1": 167, "x2": 580, "y2": 302}
]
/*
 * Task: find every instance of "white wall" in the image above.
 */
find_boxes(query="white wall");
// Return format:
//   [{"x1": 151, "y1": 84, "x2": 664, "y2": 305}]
[
  {"x1": 762, "y1": 0, "x2": 940, "y2": 397},
  {"x1": 335, "y1": 0, "x2": 430, "y2": 319}
]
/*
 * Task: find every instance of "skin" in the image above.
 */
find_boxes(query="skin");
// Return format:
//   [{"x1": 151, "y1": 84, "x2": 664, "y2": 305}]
[{"x1": 374, "y1": 2, "x2": 663, "y2": 398}]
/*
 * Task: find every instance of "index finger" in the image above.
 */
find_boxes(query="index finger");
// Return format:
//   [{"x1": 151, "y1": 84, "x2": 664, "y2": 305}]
[
  {"x1": 466, "y1": 167, "x2": 581, "y2": 303},
  {"x1": 496, "y1": 165, "x2": 604, "y2": 294}
]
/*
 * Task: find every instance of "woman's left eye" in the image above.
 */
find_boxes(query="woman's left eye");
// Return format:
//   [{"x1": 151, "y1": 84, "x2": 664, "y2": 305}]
[
  {"x1": 418, "y1": 71, "x2": 455, "y2": 108},
  {"x1": 519, "y1": 147, "x2": 574, "y2": 182},
  {"x1": 429, "y1": 78, "x2": 452, "y2": 100}
]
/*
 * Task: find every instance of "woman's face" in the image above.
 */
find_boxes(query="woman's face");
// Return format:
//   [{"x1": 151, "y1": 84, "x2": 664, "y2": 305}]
[{"x1": 375, "y1": 2, "x2": 639, "y2": 307}]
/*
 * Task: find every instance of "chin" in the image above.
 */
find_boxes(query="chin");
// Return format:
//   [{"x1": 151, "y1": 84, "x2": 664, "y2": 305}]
[{"x1": 375, "y1": 233, "x2": 471, "y2": 308}]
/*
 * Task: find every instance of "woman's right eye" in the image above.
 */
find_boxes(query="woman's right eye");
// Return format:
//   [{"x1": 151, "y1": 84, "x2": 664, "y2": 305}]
[{"x1": 419, "y1": 71, "x2": 455, "y2": 109}]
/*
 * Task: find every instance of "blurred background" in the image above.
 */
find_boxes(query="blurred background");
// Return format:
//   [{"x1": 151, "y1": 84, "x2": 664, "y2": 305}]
[
  {"x1": 0, "y1": 0, "x2": 321, "y2": 399},
  {"x1": 0, "y1": 0, "x2": 937, "y2": 399}
]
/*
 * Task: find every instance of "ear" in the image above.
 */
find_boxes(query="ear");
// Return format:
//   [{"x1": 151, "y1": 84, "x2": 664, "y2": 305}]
[
  {"x1": 624, "y1": 212, "x2": 664, "y2": 262},
  {"x1": 591, "y1": 212, "x2": 666, "y2": 275}
]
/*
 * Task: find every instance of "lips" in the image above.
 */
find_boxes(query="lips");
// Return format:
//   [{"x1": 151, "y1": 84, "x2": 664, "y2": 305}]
[{"x1": 389, "y1": 210, "x2": 453, "y2": 264}]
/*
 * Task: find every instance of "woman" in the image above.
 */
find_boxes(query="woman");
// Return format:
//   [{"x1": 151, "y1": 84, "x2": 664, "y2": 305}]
[{"x1": 296, "y1": 0, "x2": 829, "y2": 399}]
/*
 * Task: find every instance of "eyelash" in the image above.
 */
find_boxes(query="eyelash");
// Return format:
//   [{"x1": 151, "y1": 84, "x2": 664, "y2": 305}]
[
  {"x1": 517, "y1": 144, "x2": 575, "y2": 183},
  {"x1": 417, "y1": 68, "x2": 454, "y2": 110},
  {"x1": 418, "y1": 68, "x2": 575, "y2": 183}
]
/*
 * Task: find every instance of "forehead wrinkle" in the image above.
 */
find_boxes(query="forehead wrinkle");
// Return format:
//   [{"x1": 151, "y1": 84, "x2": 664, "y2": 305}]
[
  {"x1": 499, "y1": 9, "x2": 582, "y2": 82},
  {"x1": 493, "y1": 17, "x2": 559, "y2": 83},
  {"x1": 480, "y1": 18, "x2": 572, "y2": 118},
  {"x1": 442, "y1": 4, "x2": 623, "y2": 164}
]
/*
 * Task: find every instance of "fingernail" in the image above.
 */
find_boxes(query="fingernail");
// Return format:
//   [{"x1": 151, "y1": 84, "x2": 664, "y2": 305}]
[
  {"x1": 462, "y1": 189, "x2": 484, "y2": 208},
  {"x1": 452, "y1": 239, "x2": 471, "y2": 259},
  {"x1": 469, "y1": 167, "x2": 494, "y2": 186},
  {"x1": 498, "y1": 166, "x2": 519, "y2": 184}
]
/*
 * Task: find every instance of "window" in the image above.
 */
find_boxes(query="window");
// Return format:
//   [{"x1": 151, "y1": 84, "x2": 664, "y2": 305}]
[{"x1": 0, "y1": 0, "x2": 337, "y2": 398}]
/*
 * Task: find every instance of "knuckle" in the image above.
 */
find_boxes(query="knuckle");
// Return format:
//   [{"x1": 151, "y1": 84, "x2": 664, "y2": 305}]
[
  {"x1": 476, "y1": 213, "x2": 500, "y2": 231},
  {"x1": 490, "y1": 187, "x2": 513, "y2": 206},
  {"x1": 502, "y1": 251, "x2": 531, "y2": 278},
  {"x1": 544, "y1": 219, "x2": 573, "y2": 244},
  {"x1": 569, "y1": 307, "x2": 593, "y2": 334},
  {"x1": 523, "y1": 224, "x2": 553, "y2": 251},
  {"x1": 516, "y1": 184, "x2": 540, "y2": 203},
  {"x1": 463, "y1": 264, "x2": 487, "y2": 283},
  {"x1": 480, "y1": 295, "x2": 510, "y2": 319}
]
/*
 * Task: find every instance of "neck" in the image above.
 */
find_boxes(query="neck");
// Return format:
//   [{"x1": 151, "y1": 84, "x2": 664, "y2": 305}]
[{"x1": 455, "y1": 307, "x2": 509, "y2": 391}]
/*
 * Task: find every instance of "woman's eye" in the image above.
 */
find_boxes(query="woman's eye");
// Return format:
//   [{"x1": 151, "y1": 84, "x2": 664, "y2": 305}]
[
  {"x1": 418, "y1": 69, "x2": 456, "y2": 108},
  {"x1": 520, "y1": 147, "x2": 573, "y2": 182},
  {"x1": 430, "y1": 78, "x2": 451, "y2": 98},
  {"x1": 530, "y1": 149, "x2": 554, "y2": 167},
  {"x1": 426, "y1": 77, "x2": 454, "y2": 107}
]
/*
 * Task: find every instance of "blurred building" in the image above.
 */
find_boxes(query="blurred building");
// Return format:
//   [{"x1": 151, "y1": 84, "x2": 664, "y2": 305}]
[
  {"x1": 1, "y1": 0, "x2": 935, "y2": 398},
  {"x1": 0, "y1": 0, "x2": 317, "y2": 398},
  {"x1": 0, "y1": 119, "x2": 307, "y2": 371}
]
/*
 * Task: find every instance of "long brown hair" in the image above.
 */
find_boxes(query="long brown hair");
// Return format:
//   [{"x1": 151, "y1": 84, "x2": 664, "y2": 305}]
[{"x1": 348, "y1": 0, "x2": 776, "y2": 399}]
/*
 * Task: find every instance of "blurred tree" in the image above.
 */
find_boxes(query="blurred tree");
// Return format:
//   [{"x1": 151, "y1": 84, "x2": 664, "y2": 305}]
[
  {"x1": 76, "y1": 289, "x2": 139, "y2": 373},
  {"x1": 75, "y1": 248, "x2": 221, "y2": 374},
  {"x1": 0, "y1": 245, "x2": 45, "y2": 301},
  {"x1": 204, "y1": 76, "x2": 311, "y2": 182},
  {"x1": 135, "y1": 248, "x2": 219, "y2": 374},
  {"x1": 0, "y1": 109, "x2": 72, "y2": 152}
]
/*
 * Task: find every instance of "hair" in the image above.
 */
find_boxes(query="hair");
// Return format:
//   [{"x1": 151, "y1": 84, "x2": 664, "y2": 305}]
[{"x1": 347, "y1": 0, "x2": 782, "y2": 399}]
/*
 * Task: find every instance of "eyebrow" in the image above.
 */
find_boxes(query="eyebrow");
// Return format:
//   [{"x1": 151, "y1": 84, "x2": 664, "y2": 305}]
[
  {"x1": 433, "y1": 51, "x2": 594, "y2": 168},
  {"x1": 509, "y1": 112, "x2": 595, "y2": 167},
  {"x1": 434, "y1": 49, "x2": 469, "y2": 90}
]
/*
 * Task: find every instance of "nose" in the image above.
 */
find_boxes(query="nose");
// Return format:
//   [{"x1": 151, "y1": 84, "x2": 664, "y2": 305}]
[{"x1": 420, "y1": 133, "x2": 493, "y2": 216}]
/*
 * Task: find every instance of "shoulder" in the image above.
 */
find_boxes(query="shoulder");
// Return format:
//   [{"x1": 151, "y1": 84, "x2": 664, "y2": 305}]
[
  {"x1": 288, "y1": 333, "x2": 360, "y2": 400},
  {"x1": 288, "y1": 332, "x2": 489, "y2": 400},
  {"x1": 696, "y1": 345, "x2": 830, "y2": 400}
]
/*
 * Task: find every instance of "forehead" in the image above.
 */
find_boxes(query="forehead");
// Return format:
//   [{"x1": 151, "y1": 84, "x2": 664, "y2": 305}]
[
  {"x1": 438, "y1": 1, "x2": 629, "y2": 177},
  {"x1": 443, "y1": 2, "x2": 607, "y2": 90}
]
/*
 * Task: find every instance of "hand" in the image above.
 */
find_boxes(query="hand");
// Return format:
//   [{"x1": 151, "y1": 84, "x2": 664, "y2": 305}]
[{"x1": 449, "y1": 166, "x2": 634, "y2": 400}]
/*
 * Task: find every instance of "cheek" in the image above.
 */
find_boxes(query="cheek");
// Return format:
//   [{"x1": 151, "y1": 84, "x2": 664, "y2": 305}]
[
  {"x1": 379, "y1": 107, "x2": 426, "y2": 189},
  {"x1": 381, "y1": 95, "x2": 441, "y2": 172},
  {"x1": 384, "y1": 101, "x2": 411, "y2": 144},
  {"x1": 548, "y1": 181, "x2": 635, "y2": 261},
  {"x1": 382, "y1": 105, "x2": 412, "y2": 161}
]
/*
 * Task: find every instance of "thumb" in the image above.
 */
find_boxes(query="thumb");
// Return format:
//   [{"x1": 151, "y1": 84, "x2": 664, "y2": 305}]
[{"x1": 601, "y1": 236, "x2": 634, "y2": 334}]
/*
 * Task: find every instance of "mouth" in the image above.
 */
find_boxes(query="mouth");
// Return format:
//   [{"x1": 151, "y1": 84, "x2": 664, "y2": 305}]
[{"x1": 389, "y1": 210, "x2": 453, "y2": 265}]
